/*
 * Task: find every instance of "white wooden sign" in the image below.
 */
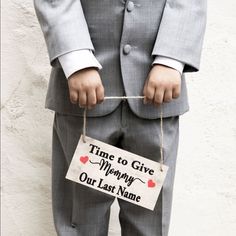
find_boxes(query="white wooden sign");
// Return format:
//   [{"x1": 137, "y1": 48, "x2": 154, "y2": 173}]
[{"x1": 66, "y1": 135, "x2": 168, "y2": 210}]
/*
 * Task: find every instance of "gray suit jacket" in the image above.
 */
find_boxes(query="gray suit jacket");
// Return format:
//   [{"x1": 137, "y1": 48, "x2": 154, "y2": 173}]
[{"x1": 34, "y1": 0, "x2": 207, "y2": 119}]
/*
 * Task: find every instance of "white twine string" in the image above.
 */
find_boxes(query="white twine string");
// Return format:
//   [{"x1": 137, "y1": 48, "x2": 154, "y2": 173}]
[
  {"x1": 103, "y1": 96, "x2": 145, "y2": 100},
  {"x1": 82, "y1": 96, "x2": 164, "y2": 172}
]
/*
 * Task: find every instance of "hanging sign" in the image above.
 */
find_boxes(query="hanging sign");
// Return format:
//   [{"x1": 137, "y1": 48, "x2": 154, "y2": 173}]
[{"x1": 66, "y1": 135, "x2": 168, "y2": 210}]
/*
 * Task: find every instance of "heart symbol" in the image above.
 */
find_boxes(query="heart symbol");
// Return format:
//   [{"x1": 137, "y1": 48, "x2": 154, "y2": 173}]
[
  {"x1": 80, "y1": 156, "x2": 89, "y2": 164},
  {"x1": 148, "y1": 179, "x2": 156, "y2": 188}
]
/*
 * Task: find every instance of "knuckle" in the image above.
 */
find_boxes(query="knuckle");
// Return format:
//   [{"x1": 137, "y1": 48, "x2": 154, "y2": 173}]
[
  {"x1": 146, "y1": 94, "x2": 153, "y2": 100},
  {"x1": 173, "y1": 93, "x2": 180, "y2": 98},
  {"x1": 96, "y1": 81, "x2": 102, "y2": 87},
  {"x1": 156, "y1": 80, "x2": 165, "y2": 87},
  {"x1": 79, "y1": 84, "x2": 87, "y2": 91},
  {"x1": 70, "y1": 93, "x2": 75, "y2": 99},
  {"x1": 173, "y1": 91, "x2": 180, "y2": 98},
  {"x1": 70, "y1": 95, "x2": 77, "y2": 103},
  {"x1": 70, "y1": 80, "x2": 79, "y2": 90},
  {"x1": 154, "y1": 96, "x2": 162, "y2": 104},
  {"x1": 149, "y1": 80, "x2": 156, "y2": 87},
  {"x1": 90, "y1": 100, "x2": 96, "y2": 106},
  {"x1": 97, "y1": 97, "x2": 104, "y2": 103},
  {"x1": 155, "y1": 100, "x2": 162, "y2": 105},
  {"x1": 173, "y1": 82, "x2": 179, "y2": 87},
  {"x1": 70, "y1": 99, "x2": 77, "y2": 104},
  {"x1": 80, "y1": 102, "x2": 86, "y2": 107},
  {"x1": 101, "y1": 85, "x2": 105, "y2": 92},
  {"x1": 99, "y1": 95, "x2": 105, "y2": 103},
  {"x1": 99, "y1": 86, "x2": 105, "y2": 95},
  {"x1": 164, "y1": 97, "x2": 172, "y2": 103},
  {"x1": 163, "y1": 83, "x2": 171, "y2": 90}
]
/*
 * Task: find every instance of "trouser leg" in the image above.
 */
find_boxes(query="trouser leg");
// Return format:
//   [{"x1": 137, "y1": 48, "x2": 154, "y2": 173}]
[
  {"x1": 117, "y1": 101, "x2": 180, "y2": 236},
  {"x1": 51, "y1": 100, "x2": 180, "y2": 236},
  {"x1": 51, "y1": 106, "x2": 123, "y2": 236}
]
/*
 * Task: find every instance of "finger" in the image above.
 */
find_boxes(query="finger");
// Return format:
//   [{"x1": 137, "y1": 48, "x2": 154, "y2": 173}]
[
  {"x1": 144, "y1": 81, "x2": 155, "y2": 104},
  {"x1": 143, "y1": 79, "x2": 148, "y2": 104},
  {"x1": 163, "y1": 89, "x2": 173, "y2": 103},
  {"x1": 96, "y1": 85, "x2": 105, "y2": 104},
  {"x1": 154, "y1": 87, "x2": 165, "y2": 105},
  {"x1": 69, "y1": 90, "x2": 78, "y2": 104},
  {"x1": 172, "y1": 85, "x2": 181, "y2": 99},
  {"x1": 87, "y1": 89, "x2": 97, "y2": 109},
  {"x1": 78, "y1": 91, "x2": 87, "y2": 108}
]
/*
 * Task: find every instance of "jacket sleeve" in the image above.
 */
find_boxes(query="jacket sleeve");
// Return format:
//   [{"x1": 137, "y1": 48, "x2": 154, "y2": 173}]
[
  {"x1": 151, "y1": 0, "x2": 207, "y2": 72},
  {"x1": 33, "y1": 0, "x2": 94, "y2": 67}
]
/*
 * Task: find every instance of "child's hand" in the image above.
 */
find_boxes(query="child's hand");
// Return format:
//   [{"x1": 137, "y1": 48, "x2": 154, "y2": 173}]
[
  {"x1": 68, "y1": 67, "x2": 104, "y2": 109},
  {"x1": 143, "y1": 64, "x2": 181, "y2": 105}
]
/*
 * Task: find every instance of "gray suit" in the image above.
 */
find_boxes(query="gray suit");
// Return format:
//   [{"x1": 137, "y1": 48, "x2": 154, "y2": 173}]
[
  {"x1": 34, "y1": 0, "x2": 207, "y2": 119},
  {"x1": 34, "y1": 0, "x2": 207, "y2": 235}
]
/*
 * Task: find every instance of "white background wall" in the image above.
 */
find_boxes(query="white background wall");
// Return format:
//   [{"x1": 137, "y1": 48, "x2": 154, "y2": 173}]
[{"x1": 1, "y1": 0, "x2": 236, "y2": 235}]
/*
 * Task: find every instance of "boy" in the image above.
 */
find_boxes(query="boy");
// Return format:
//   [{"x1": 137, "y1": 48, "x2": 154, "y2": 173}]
[{"x1": 34, "y1": 0, "x2": 207, "y2": 235}]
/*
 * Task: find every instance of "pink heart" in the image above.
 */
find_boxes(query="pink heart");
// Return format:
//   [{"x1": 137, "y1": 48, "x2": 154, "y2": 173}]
[
  {"x1": 148, "y1": 179, "x2": 156, "y2": 188},
  {"x1": 80, "y1": 156, "x2": 89, "y2": 164}
]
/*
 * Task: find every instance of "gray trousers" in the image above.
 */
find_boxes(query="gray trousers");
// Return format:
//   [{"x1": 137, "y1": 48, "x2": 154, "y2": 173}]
[{"x1": 51, "y1": 100, "x2": 179, "y2": 236}]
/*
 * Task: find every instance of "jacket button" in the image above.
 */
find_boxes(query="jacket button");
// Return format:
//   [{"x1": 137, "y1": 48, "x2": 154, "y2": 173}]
[
  {"x1": 123, "y1": 44, "x2": 132, "y2": 54},
  {"x1": 127, "y1": 1, "x2": 134, "y2": 12}
]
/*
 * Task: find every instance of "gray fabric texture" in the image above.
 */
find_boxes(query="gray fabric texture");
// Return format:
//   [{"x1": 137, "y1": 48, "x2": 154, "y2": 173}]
[
  {"x1": 34, "y1": 0, "x2": 207, "y2": 119},
  {"x1": 52, "y1": 101, "x2": 179, "y2": 236}
]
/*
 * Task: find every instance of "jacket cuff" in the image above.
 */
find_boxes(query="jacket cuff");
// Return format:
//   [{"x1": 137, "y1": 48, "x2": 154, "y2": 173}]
[
  {"x1": 152, "y1": 56, "x2": 184, "y2": 74},
  {"x1": 58, "y1": 49, "x2": 103, "y2": 79}
]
